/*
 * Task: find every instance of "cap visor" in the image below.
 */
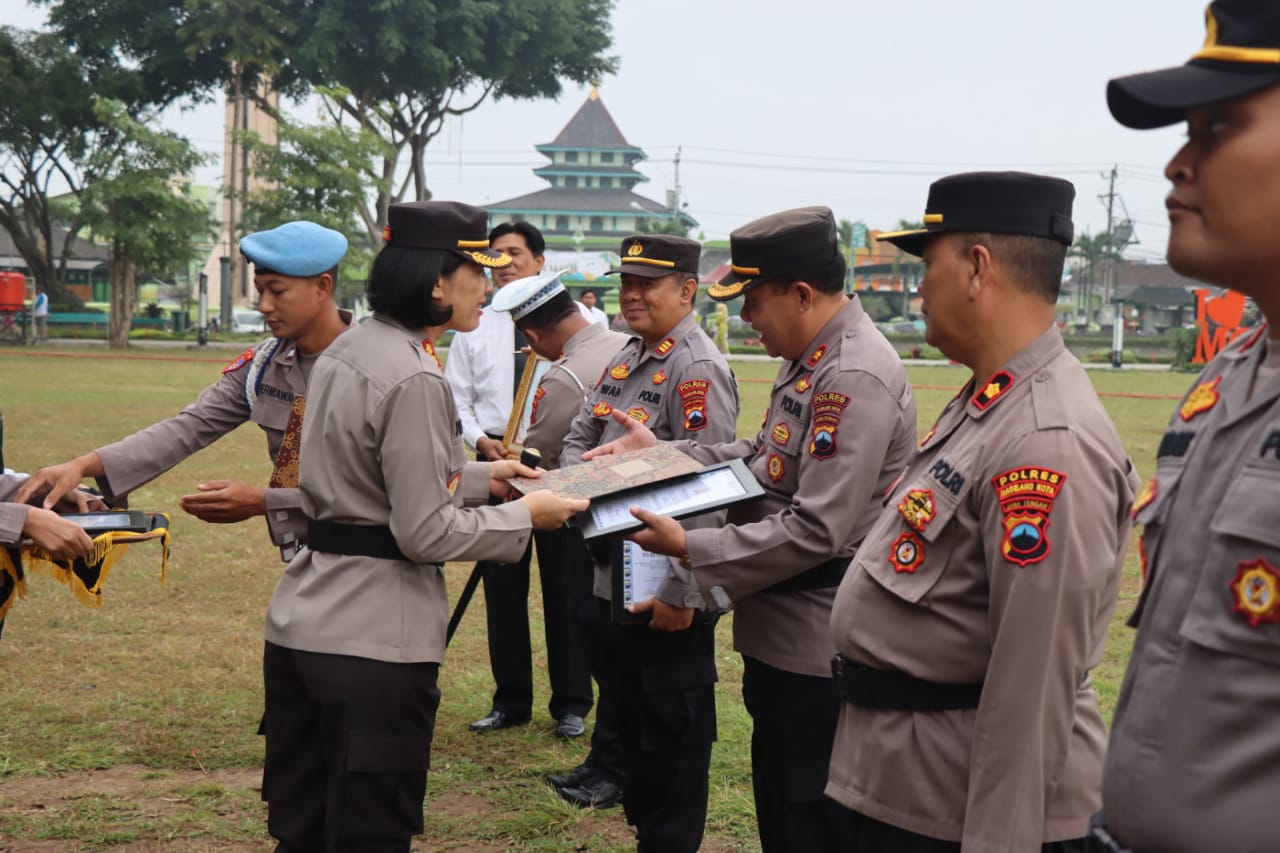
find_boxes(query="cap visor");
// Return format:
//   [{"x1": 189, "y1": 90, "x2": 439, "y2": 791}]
[
  {"x1": 707, "y1": 278, "x2": 750, "y2": 301},
  {"x1": 1108, "y1": 63, "x2": 1280, "y2": 129},
  {"x1": 606, "y1": 262, "x2": 681, "y2": 278},
  {"x1": 875, "y1": 228, "x2": 929, "y2": 257},
  {"x1": 458, "y1": 248, "x2": 511, "y2": 268}
]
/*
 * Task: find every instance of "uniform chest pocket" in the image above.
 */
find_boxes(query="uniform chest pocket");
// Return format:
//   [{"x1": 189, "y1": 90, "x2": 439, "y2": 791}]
[
  {"x1": 252, "y1": 394, "x2": 293, "y2": 432},
  {"x1": 765, "y1": 414, "x2": 804, "y2": 458},
  {"x1": 1180, "y1": 466, "x2": 1280, "y2": 666},
  {"x1": 860, "y1": 479, "x2": 970, "y2": 604}
]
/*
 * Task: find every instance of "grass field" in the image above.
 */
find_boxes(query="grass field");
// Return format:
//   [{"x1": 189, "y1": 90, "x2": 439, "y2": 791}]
[{"x1": 0, "y1": 347, "x2": 1190, "y2": 852}]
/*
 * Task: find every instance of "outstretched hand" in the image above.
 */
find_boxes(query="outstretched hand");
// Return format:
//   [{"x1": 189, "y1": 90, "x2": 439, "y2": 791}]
[
  {"x1": 624, "y1": 506, "x2": 687, "y2": 557},
  {"x1": 582, "y1": 408, "x2": 658, "y2": 460},
  {"x1": 179, "y1": 480, "x2": 266, "y2": 523}
]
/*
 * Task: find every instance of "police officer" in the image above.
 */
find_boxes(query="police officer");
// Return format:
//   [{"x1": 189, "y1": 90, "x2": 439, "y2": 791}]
[
  {"x1": 554, "y1": 234, "x2": 739, "y2": 850},
  {"x1": 261, "y1": 201, "x2": 587, "y2": 852},
  {"x1": 1097, "y1": 5, "x2": 1280, "y2": 851},
  {"x1": 585, "y1": 206, "x2": 918, "y2": 851},
  {"x1": 15, "y1": 221, "x2": 351, "y2": 562},
  {"x1": 825, "y1": 173, "x2": 1139, "y2": 852}
]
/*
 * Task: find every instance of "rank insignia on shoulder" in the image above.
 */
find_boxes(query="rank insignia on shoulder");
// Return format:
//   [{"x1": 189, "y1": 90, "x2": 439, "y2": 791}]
[
  {"x1": 1179, "y1": 376, "x2": 1222, "y2": 422},
  {"x1": 447, "y1": 472, "x2": 462, "y2": 495},
  {"x1": 627, "y1": 406, "x2": 650, "y2": 424},
  {"x1": 767, "y1": 453, "x2": 784, "y2": 482},
  {"x1": 991, "y1": 466, "x2": 1066, "y2": 567},
  {"x1": 920, "y1": 424, "x2": 937, "y2": 446},
  {"x1": 1230, "y1": 559, "x2": 1280, "y2": 627},
  {"x1": 890, "y1": 532, "x2": 925, "y2": 574},
  {"x1": 772, "y1": 422, "x2": 791, "y2": 445},
  {"x1": 795, "y1": 374, "x2": 813, "y2": 394},
  {"x1": 610, "y1": 362, "x2": 631, "y2": 380},
  {"x1": 422, "y1": 339, "x2": 442, "y2": 369},
  {"x1": 679, "y1": 379, "x2": 710, "y2": 432},
  {"x1": 809, "y1": 391, "x2": 848, "y2": 459},
  {"x1": 806, "y1": 345, "x2": 827, "y2": 368},
  {"x1": 1131, "y1": 477, "x2": 1157, "y2": 520},
  {"x1": 652, "y1": 370, "x2": 668, "y2": 385},
  {"x1": 592, "y1": 401, "x2": 613, "y2": 418},
  {"x1": 223, "y1": 347, "x2": 256, "y2": 374},
  {"x1": 972, "y1": 371, "x2": 1014, "y2": 410},
  {"x1": 530, "y1": 386, "x2": 546, "y2": 426},
  {"x1": 897, "y1": 489, "x2": 936, "y2": 532},
  {"x1": 654, "y1": 338, "x2": 676, "y2": 356}
]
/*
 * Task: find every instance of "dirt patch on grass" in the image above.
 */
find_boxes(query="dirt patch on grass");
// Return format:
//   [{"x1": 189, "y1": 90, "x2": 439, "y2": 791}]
[{"x1": 0, "y1": 764, "x2": 263, "y2": 807}]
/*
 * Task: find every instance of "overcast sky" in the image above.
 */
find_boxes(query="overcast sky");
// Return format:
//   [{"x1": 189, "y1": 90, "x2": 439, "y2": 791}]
[{"x1": 3, "y1": 0, "x2": 1209, "y2": 261}]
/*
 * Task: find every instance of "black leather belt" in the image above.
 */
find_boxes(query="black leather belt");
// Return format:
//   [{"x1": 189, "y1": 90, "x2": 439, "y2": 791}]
[
  {"x1": 832, "y1": 654, "x2": 983, "y2": 711},
  {"x1": 1088, "y1": 814, "x2": 1135, "y2": 853},
  {"x1": 768, "y1": 555, "x2": 850, "y2": 595},
  {"x1": 306, "y1": 520, "x2": 406, "y2": 561}
]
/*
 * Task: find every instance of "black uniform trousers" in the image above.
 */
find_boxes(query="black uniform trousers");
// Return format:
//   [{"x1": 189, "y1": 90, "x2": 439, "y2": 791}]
[
  {"x1": 741, "y1": 655, "x2": 852, "y2": 852},
  {"x1": 477, "y1": 447, "x2": 592, "y2": 721},
  {"x1": 567, "y1": 533, "x2": 625, "y2": 784},
  {"x1": 261, "y1": 642, "x2": 441, "y2": 853},
  {"x1": 843, "y1": 809, "x2": 1089, "y2": 852}
]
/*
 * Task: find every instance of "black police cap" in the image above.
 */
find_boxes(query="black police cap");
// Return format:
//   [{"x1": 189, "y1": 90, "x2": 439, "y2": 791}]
[
  {"x1": 384, "y1": 201, "x2": 511, "y2": 268},
  {"x1": 607, "y1": 234, "x2": 701, "y2": 279},
  {"x1": 708, "y1": 206, "x2": 839, "y2": 301},
  {"x1": 1109, "y1": 0, "x2": 1280, "y2": 129},
  {"x1": 877, "y1": 172, "x2": 1075, "y2": 258}
]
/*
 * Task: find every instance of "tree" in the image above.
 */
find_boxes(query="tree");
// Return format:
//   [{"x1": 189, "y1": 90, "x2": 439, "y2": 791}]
[
  {"x1": 636, "y1": 216, "x2": 690, "y2": 237},
  {"x1": 1070, "y1": 231, "x2": 1113, "y2": 323},
  {"x1": 79, "y1": 99, "x2": 214, "y2": 348}
]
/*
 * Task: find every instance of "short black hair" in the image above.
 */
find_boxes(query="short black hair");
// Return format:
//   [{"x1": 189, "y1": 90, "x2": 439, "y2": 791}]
[
  {"x1": 366, "y1": 247, "x2": 465, "y2": 328},
  {"x1": 516, "y1": 291, "x2": 579, "y2": 333},
  {"x1": 489, "y1": 220, "x2": 546, "y2": 257},
  {"x1": 959, "y1": 233, "x2": 1066, "y2": 303}
]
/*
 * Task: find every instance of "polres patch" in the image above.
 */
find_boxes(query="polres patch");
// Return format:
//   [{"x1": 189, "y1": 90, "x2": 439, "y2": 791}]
[
  {"x1": 809, "y1": 391, "x2": 849, "y2": 459},
  {"x1": 679, "y1": 379, "x2": 710, "y2": 432},
  {"x1": 991, "y1": 466, "x2": 1066, "y2": 567}
]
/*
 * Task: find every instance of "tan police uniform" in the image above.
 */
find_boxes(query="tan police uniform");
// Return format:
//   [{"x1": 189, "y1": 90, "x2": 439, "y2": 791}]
[
  {"x1": 1100, "y1": 328, "x2": 1280, "y2": 852},
  {"x1": 94, "y1": 319, "x2": 350, "y2": 560},
  {"x1": 826, "y1": 326, "x2": 1139, "y2": 852},
  {"x1": 0, "y1": 474, "x2": 28, "y2": 542}
]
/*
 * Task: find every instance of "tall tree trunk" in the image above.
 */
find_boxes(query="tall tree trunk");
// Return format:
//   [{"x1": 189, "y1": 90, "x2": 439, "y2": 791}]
[{"x1": 108, "y1": 243, "x2": 133, "y2": 349}]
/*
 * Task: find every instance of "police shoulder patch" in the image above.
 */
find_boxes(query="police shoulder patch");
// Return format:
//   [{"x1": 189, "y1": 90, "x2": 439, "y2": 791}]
[
  {"x1": 678, "y1": 379, "x2": 710, "y2": 432},
  {"x1": 990, "y1": 466, "x2": 1066, "y2": 567},
  {"x1": 808, "y1": 391, "x2": 848, "y2": 459},
  {"x1": 223, "y1": 346, "x2": 256, "y2": 374}
]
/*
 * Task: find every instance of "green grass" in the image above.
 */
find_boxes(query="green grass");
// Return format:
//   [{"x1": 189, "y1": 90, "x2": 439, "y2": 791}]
[{"x1": 0, "y1": 348, "x2": 1189, "y2": 850}]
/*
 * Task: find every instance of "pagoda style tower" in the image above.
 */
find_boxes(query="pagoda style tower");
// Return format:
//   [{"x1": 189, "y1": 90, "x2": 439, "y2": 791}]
[{"x1": 487, "y1": 87, "x2": 696, "y2": 243}]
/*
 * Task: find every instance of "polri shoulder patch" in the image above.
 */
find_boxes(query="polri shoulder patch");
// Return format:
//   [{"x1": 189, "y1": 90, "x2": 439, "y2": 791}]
[{"x1": 223, "y1": 347, "x2": 256, "y2": 374}]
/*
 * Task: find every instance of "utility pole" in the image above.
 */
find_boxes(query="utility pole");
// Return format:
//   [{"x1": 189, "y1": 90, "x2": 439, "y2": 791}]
[
  {"x1": 1100, "y1": 165, "x2": 1118, "y2": 309},
  {"x1": 672, "y1": 146, "x2": 683, "y2": 227}
]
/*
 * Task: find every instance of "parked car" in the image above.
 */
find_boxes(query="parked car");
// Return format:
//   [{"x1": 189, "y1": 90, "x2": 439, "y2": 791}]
[{"x1": 231, "y1": 310, "x2": 267, "y2": 334}]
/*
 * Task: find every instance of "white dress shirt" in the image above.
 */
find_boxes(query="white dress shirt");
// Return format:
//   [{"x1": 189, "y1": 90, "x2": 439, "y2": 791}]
[
  {"x1": 576, "y1": 301, "x2": 609, "y2": 327},
  {"x1": 443, "y1": 305, "x2": 516, "y2": 448}
]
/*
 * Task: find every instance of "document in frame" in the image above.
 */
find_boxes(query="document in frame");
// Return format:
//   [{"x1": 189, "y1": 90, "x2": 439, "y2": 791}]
[{"x1": 613, "y1": 539, "x2": 672, "y2": 623}]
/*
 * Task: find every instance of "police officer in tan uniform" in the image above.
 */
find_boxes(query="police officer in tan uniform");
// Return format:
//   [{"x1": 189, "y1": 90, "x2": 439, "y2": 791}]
[
  {"x1": 584, "y1": 206, "x2": 918, "y2": 852},
  {"x1": 825, "y1": 173, "x2": 1139, "y2": 852},
  {"x1": 261, "y1": 201, "x2": 587, "y2": 852},
  {"x1": 1096, "y1": 5, "x2": 1280, "y2": 851},
  {"x1": 16, "y1": 221, "x2": 351, "y2": 561},
  {"x1": 553, "y1": 234, "x2": 739, "y2": 850}
]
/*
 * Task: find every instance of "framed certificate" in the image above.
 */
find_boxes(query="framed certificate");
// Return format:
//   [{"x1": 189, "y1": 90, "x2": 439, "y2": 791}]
[
  {"x1": 503, "y1": 355, "x2": 551, "y2": 449},
  {"x1": 611, "y1": 539, "x2": 673, "y2": 624},
  {"x1": 60, "y1": 511, "x2": 151, "y2": 533},
  {"x1": 576, "y1": 457, "x2": 764, "y2": 540}
]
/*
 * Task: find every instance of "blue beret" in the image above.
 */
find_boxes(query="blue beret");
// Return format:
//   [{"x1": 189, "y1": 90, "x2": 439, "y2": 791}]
[{"x1": 240, "y1": 221, "x2": 348, "y2": 277}]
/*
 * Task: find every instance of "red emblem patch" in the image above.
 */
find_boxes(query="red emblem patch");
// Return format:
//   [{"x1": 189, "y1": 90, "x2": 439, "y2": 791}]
[
  {"x1": 678, "y1": 379, "x2": 710, "y2": 432},
  {"x1": 421, "y1": 339, "x2": 442, "y2": 369},
  {"x1": 529, "y1": 386, "x2": 546, "y2": 426},
  {"x1": 627, "y1": 406, "x2": 650, "y2": 424},
  {"x1": 446, "y1": 471, "x2": 462, "y2": 495},
  {"x1": 652, "y1": 370, "x2": 668, "y2": 385},
  {"x1": 1131, "y1": 477, "x2": 1157, "y2": 520},
  {"x1": 795, "y1": 374, "x2": 813, "y2": 394},
  {"x1": 222, "y1": 347, "x2": 256, "y2": 374},
  {"x1": 772, "y1": 423, "x2": 790, "y2": 445},
  {"x1": 806, "y1": 345, "x2": 827, "y2": 368},
  {"x1": 610, "y1": 362, "x2": 631, "y2": 380},
  {"x1": 890, "y1": 532, "x2": 925, "y2": 573},
  {"x1": 991, "y1": 466, "x2": 1066, "y2": 567},
  {"x1": 897, "y1": 489, "x2": 936, "y2": 532},
  {"x1": 1179, "y1": 376, "x2": 1221, "y2": 422},
  {"x1": 1231, "y1": 559, "x2": 1280, "y2": 627},
  {"x1": 592, "y1": 401, "x2": 613, "y2": 418},
  {"x1": 809, "y1": 391, "x2": 848, "y2": 459},
  {"x1": 972, "y1": 371, "x2": 1015, "y2": 410},
  {"x1": 654, "y1": 337, "x2": 676, "y2": 356},
  {"x1": 767, "y1": 453, "x2": 784, "y2": 482}
]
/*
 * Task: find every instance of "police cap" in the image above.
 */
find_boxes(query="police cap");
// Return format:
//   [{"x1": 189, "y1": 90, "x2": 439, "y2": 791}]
[
  {"x1": 708, "y1": 206, "x2": 840, "y2": 301},
  {"x1": 384, "y1": 201, "x2": 512, "y2": 268},
  {"x1": 607, "y1": 234, "x2": 701, "y2": 279}
]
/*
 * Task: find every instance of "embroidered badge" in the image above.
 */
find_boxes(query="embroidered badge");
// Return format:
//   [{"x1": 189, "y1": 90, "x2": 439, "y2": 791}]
[
  {"x1": 806, "y1": 345, "x2": 827, "y2": 368},
  {"x1": 529, "y1": 386, "x2": 546, "y2": 426},
  {"x1": 422, "y1": 339, "x2": 442, "y2": 369},
  {"x1": 890, "y1": 532, "x2": 925, "y2": 574},
  {"x1": 446, "y1": 472, "x2": 462, "y2": 495},
  {"x1": 655, "y1": 338, "x2": 675, "y2": 356},
  {"x1": 767, "y1": 453, "x2": 784, "y2": 482},
  {"x1": 628, "y1": 241, "x2": 643, "y2": 257},
  {"x1": 678, "y1": 379, "x2": 710, "y2": 432},
  {"x1": 222, "y1": 347, "x2": 256, "y2": 375},
  {"x1": 610, "y1": 362, "x2": 631, "y2": 380},
  {"x1": 1230, "y1": 559, "x2": 1280, "y2": 627},
  {"x1": 627, "y1": 406, "x2": 650, "y2": 424},
  {"x1": 1179, "y1": 376, "x2": 1222, "y2": 422},
  {"x1": 972, "y1": 371, "x2": 1014, "y2": 410},
  {"x1": 991, "y1": 466, "x2": 1066, "y2": 567},
  {"x1": 652, "y1": 369, "x2": 668, "y2": 385},
  {"x1": 809, "y1": 391, "x2": 849, "y2": 459},
  {"x1": 772, "y1": 423, "x2": 791, "y2": 445},
  {"x1": 897, "y1": 489, "x2": 936, "y2": 532},
  {"x1": 592, "y1": 401, "x2": 613, "y2": 418},
  {"x1": 1131, "y1": 477, "x2": 1157, "y2": 520},
  {"x1": 795, "y1": 374, "x2": 813, "y2": 394}
]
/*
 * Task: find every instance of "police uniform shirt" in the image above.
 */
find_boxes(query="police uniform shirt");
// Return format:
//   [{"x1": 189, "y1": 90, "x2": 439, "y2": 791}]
[
  {"x1": 0, "y1": 474, "x2": 28, "y2": 543},
  {"x1": 523, "y1": 322, "x2": 629, "y2": 470},
  {"x1": 562, "y1": 311, "x2": 740, "y2": 599},
  {"x1": 668, "y1": 297, "x2": 917, "y2": 678},
  {"x1": 92, "y1": 315, "x2": 351, "y2": 555},
  {"x1": 1102, "y1": 327, "x2": 1280, "y2": 853},
  {"x1": 443, "y1": 304, "x2": 516, "y2": 446},
  {"x1": 826, "y1": 326, "x2": 1139, "y2": 851},
  {"x1": 264, "y1": 315, "x2": 533, "y2": 665}
]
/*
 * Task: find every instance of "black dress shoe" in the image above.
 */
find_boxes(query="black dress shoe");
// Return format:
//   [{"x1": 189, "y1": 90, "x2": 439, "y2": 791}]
[
  {"x1": 545, "y1": 762, "x2": 595, "y2": 789},
  {"x1": 559, "y1": 777, "x2": 623, "y2": 809},
  {"x1": 468, "y1": 709, "x2": 531, "y2": 732},
  {"x1": 555, "y1": 713, "x2": 586, "y2": 739}
]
